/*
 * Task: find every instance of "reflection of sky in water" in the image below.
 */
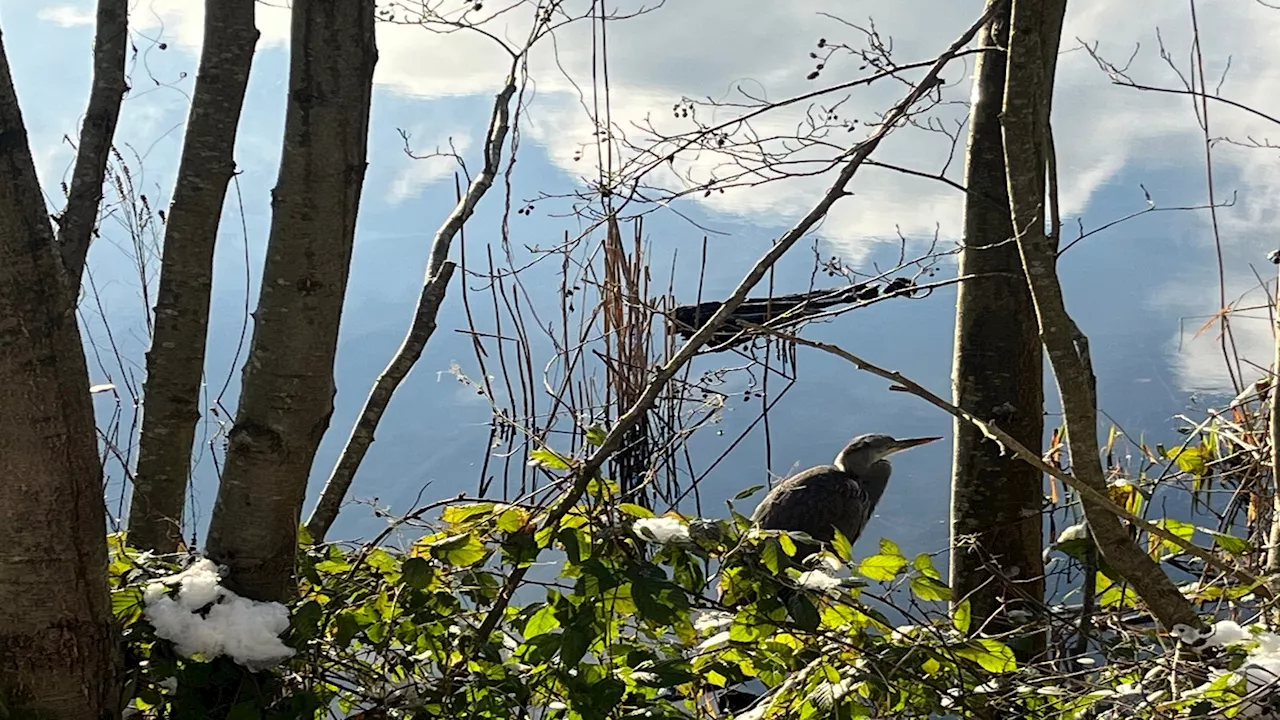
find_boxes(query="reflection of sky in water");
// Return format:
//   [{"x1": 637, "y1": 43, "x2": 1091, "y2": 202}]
[{"x1": 13, "y1": 0, "x2": 1280, "y2": 565}]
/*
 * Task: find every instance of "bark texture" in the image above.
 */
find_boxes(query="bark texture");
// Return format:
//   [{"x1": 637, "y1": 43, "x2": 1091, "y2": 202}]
[
  {"x1": 1002, "y1": 0, "x2": 1202, "y2": 631},
  {"x1": 949, "y1": 0, "x2": 1046, "y2": 659},
  {"x1": 0, "y1": 3, "x2": 125, "y2": 714},
  {"x1": 206, "y1": 0, "x2": 377, "y2": 602},
  {"x1": 130, "y1": 0, "x2": 260, "y2": 553}
]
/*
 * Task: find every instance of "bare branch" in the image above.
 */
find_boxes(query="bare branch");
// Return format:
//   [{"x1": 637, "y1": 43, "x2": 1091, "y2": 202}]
[
  {"x1": 57, "y1": 0, "x2": 129, "y2": 285},
  {"x1": 459, "y1": 0, "x2": 1009, "y2": 657},
  {"x1": 756, "y1": 327, "x2": 1266, "y2": 596}
]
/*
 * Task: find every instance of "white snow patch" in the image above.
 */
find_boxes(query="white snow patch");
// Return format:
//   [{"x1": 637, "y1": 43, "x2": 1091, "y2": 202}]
[
  {"x1": 694, "y1": 610, "x2": 735, "y2": 633},
  {"x1": 143, "y1": 558, "x2": 295, "y2": 670},
  {"x1": 1056, "y1": 523, "x2": 1088, "y2": 544},
  {"x1": 1176, "y1": 620, "x2": 1280, "y2": 715},
  {"x1": 796, "y1": 569, "x2": 842, "y2": 593},
  {"x1": 632, "y1": 516, "x2": 691, "y2": 545}
]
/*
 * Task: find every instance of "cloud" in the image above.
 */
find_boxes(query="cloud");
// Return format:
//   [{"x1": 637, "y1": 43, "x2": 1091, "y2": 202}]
[
  {"x1": 386, "y1": 130, "x2": 474, "y2": 204},
  {"x1": 35, "y1": 0, "x2": 1280, "y2": 392},
  {"x1": 37, "y1": 5, "x2": 94, "y2": 27}
]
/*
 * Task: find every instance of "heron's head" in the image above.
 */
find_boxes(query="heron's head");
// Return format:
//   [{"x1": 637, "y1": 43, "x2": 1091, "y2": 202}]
[{"x1": 834, "y1": 433, "x2": 942, "y2": 474}]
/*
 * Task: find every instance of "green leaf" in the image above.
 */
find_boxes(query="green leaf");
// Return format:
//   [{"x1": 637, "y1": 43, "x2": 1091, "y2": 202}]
[
  {"x1": 529, "y1": 447, "x2": 571, "y2": 470},
  {"x1": 1206, "y1": 529, "x2": 1251, "y2": 556},
  {"x1": 955, "y1": 639, "x2": 1017, "y2": 673},
  {"x1": 761, "y1": 541, "x2": 782, "y2": 574},
  {"x1": 585, "y1": 424, "x2": 608, "y2": 447},
  {"x1": 1167, "y1": 445, "x2": 1207, "y2": 478},
  {"x1": 878, "y1": 538, "x2": 902, "y2": 556},
  {"x1": 734, "y1": 485, "x2": 765, "y2": 501},
  {"x1": 618, "y1": 503, "x2": 654, "y2": 519},
  {"x1": 909, "y1": 575, "x2": 952, "y2": 602},
  {"x1": 290, "y1": 600, "x2": 323, "y2": 642},
  {"x1": 495, "y1": 505, "x2": 530, "y2": 533},
  {"x1": 441, "y1": 502, "x2": 496, "y2": 525},
  {"x1": 777, "y1": 533, "x2": 798, "y2": 558},
  {"x1": 400, "y1": 557, "x2": 434, "y2": 590},
  {"x1": 560, "y1": 627, "x2": 590, "y2": 666},
  {"x1": 428, "y1": 533, "x2": 489, "y2": 568},
  {"x1": 831, "y1": 529, "x2": 853, "y2": 564},
  {"x1": 1148, "y1": 517, "x2": 1195, "y2": 556},
  {"x1": 729, "y1": 616, "x2": 776, "y2": 642},
  {"x1": 858, "y1": 553, "x2": 907, "y2": 582},
  {"x1": 912, "y1": 553, "x2": 941, "y2": 580},
  {"x1": 524, "y1": 604, "x2": 560, "y2": 638},
  {"x1": 111, "y1": 587, "x2": 144, "y2": 624},
  {"x1": 786, "y1": 592, "x2": 821, "y2": 632},
  {"x1": 952, "y1": 598, "x2": 972, "y2": 634}
]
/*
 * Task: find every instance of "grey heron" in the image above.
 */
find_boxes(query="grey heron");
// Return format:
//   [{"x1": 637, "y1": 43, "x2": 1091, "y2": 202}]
[{"x1": 750, "y1": 433, "x2": 943, "y2": 560}]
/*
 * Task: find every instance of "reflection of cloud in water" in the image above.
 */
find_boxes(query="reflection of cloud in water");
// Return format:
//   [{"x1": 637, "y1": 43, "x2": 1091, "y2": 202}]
[
  {"x1": 1167, "y1": 281, "x2": 1274, "y2": 396},
  {"x1": 32, "y1": 0, "x2": 1280, "y2": 527},
  {"x1": 104, "y1": 1, "x2": 1277, "y2": 258}
]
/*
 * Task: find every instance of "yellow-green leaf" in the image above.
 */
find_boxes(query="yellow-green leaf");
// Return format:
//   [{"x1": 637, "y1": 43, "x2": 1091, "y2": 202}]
[
  {"x1": 955, "y1": 639, "x2": 1017, "y2": 673},
  {"x1": 858, "y1": 553, "x2": 907, "y2": 582},
  {"x1": 1167, "y1": 446, "x2": 1206, "y2": 478},
  {"x1": 441, "y1": 503, "x2": 496, "y2": 526},
  {"x1": 428, "y1": 533, "x2": 488, "y2": 568},
  {"x1": 496, "y1": 505, "x2": 530, "y2": 533},
  {"x1": 912, "y1": 553, "x2": 941, "y2": 580},
  {"x1": 529, "y1": 447, "x2": 571, "y2": 470},
  {"x1": 777, "y1": 533, "x2": 798, "y2": 558},
  {"x1": 910, "y1": 575, "x2": 952, "y2": 602},
  {"x1": 878, "y1": 538, "x2": 902, "y2": 556},
  {"x1": 831, "y1": 529, "x2": 853, "y2": 563},
  {"x1": 524, "y1": 604, "x2": 560, "y2": 638},
  {"x1": 952, "y1": 598, "x2": 971, "y2": 633},
  {"x1": 585, "y1": 424, "x2": 608, "y2": 447},
  {"x1": 618, "y1": 503, "x2": 654, "y2": 519}
]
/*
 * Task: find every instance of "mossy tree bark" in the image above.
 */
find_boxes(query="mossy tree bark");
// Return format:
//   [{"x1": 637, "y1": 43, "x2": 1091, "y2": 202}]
[
  {"x1": 130, "y1": 0, "x2": 260, "y2": 553},
  {"x1": 949, "y1": 0, "x2": 1047, "y2": 661},
  {"x1": 0, "y1": 0, "x2": 127, "y2": 715},
  {"x1": 205, "y1": 0, "x2": 378, "y2": 602}
]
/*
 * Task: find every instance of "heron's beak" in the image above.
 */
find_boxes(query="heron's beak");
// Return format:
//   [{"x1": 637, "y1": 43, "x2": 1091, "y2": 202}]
[{"x1": 889, "y1": 436, "x2": 943, "y2": 454}]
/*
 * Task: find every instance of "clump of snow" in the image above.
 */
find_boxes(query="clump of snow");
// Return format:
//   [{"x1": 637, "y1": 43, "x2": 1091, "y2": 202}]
[
  {"x1": 142, "y1": 558, "x2": 295, "y2": 670},
  {"x1": 694, "y1": 610, "x2": 735, "y2": 633},
  {"x1": 1176, "y1": 619, "x2": 1280, "y2": 716},
  {"x1": 632, "y1": 516, "x2": 691, "y2": 545},
  {"x1": 1056, "y1": 523, "x2": 1088, "y2": 544},
  {"x1": 796, "y1": 569, "x2": 842, "y2": 594}
]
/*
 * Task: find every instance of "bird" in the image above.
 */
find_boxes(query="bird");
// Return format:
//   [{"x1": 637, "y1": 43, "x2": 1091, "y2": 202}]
[{"x1": 750, "y1": 433, "x2": 942, "y2": 562}]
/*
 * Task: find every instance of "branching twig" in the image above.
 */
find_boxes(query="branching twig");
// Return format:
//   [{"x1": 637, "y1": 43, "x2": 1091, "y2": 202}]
[
  {"x1": 57, "y1": 0, "x2": 128, "y2": 284},
  {"x1": 305, "y1": 73, "x2": 520, "y2": 541},
  {"x1": 458, "y1": 1, "x2": 1007, "y2": 658},
  {"x1": 755, "y1": 327, "x2": 1267, "y2": 597}
]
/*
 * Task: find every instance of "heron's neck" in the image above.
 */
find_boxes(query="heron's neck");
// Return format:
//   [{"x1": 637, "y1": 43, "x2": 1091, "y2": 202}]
[{"x1": 836, "y1": 457, "x2": 891, "y2": 508}]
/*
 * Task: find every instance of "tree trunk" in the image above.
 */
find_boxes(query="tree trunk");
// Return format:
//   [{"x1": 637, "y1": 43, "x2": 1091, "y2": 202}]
[
  {"x1": 205, "y1": 0, "x2": 377, "y2": 602},
  {"x1": 949, "y1": 0, "x2": 1046, "y2": 660},
  {"x1": 130, "y1": 0, "x2": 260, "y2": 554},
  {"x1": 0, "y1": 2, "x2": 126, "y2": 715},
  {"x1": 1002, "y1": 0, "x2": 1203, "y2": 632}
]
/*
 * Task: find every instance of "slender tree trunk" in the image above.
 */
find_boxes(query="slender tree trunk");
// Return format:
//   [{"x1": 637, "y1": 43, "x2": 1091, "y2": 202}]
[
  {"x1": 130, "y1": 0, "x2": 260, "y2": 554},
  {"x1": 949, "y1": 0, "x2": 1046, "y2": 660},
  {"x1": 206, "y1": 0, "x2": 378, "y2": 602},
  {"x1": 1002, "y1": 0, "x2": 1202, "y2": 632},
  {"x1": 0, "y1": 1, "x2": 126, "y2": 714}
]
